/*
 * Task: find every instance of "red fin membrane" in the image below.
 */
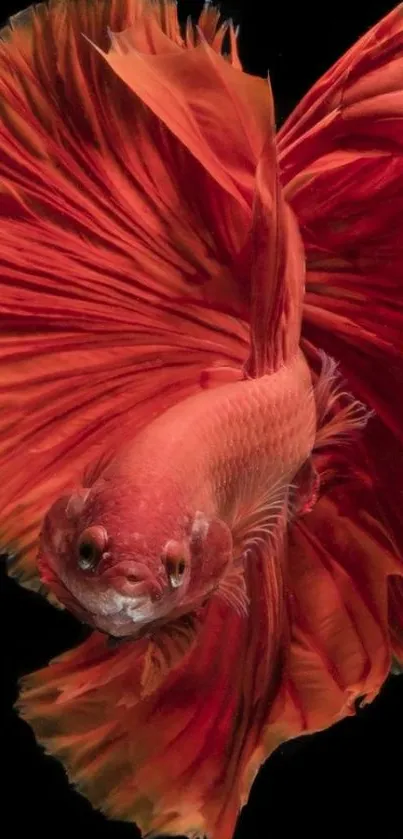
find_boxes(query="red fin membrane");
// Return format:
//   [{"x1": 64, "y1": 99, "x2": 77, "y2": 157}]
[
  {"x1": 242, "y1": 139, "x2": 306, "y2": 376},
  {"x1": 0, "y1": 0, "x2": 275, "y2": 588},
  {"x1": 96, "y1": 8, "x2": 303, "y2": 378},
  {"x1": 279, "y1": 5, "x2": 403, "y2": 671},
  {"x1": 282, "y1": 459, "x2": 402, "y2": 731},
  {"x1": 273, "y1": 354, "x2": 401, "y2": 729},
  {"x1": 18, "y1": 539, "x2": 286, "y2": 839},
  {"x1": 98, "y1": 6, "x2": 311, "y2": 378}
]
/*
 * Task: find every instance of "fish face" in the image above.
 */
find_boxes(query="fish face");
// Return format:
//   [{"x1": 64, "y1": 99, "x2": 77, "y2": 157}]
[{"x1": 37, "y1": 486, "x2": 233, "y2": 638}]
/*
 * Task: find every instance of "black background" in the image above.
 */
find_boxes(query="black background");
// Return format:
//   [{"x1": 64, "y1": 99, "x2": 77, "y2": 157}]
[{"x1": 2, "y1": 1, "x2": 403, "y2": 837}]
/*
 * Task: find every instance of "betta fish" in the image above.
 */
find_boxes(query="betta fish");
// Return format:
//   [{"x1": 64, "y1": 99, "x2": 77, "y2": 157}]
[{"x1": 1, "y1": 1, "x2": 403, "y2": 837}]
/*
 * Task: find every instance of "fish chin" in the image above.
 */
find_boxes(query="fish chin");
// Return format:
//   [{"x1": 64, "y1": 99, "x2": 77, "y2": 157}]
[
  {"x1": 86, "y1": 583, "x2": 200, "y2": 639},
  {"x1": 108, "y1": 592, "x2": 157, "y2": 621},
  {"x1": 44, "y1": 563, "x2": 161, "y2": 637},
  {"x1": 42, "y1": 546, "x2": 191, "y2": 638},
  {"x1": 91, "y1": 611, "x2": 151, "y2": 638},
  {"x1": 90, "y1": 590, "x2": 161, "y2": 638}
]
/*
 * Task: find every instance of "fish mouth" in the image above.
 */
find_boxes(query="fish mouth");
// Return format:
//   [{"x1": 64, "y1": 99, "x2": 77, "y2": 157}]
[
  {"x1": 101, "y1": 560, "x2": 165, "y2": 600},
  {"x1": 84, "y1": 559, "x2": 186, "y2": 637},
  {"x1": 93, "y1": 592, "x2": 159, "y2": 621},
  {"x1": 40, "y1": 557, "x2": 163, "y2": 636},
  {"x1": 87, "y1": 592, "x2": 167, "y2": 638},
  {"x1": 67, "y1": 572, "x2": 172, "y2": 637},
  {"x1": 40, "y1": 551, "x2": 183, "y2": 638}
]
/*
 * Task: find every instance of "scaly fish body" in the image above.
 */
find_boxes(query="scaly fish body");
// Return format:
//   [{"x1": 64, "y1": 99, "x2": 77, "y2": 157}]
[
  {"x1": 102, "y1": 349, "x2": 316, "y2": 530},
  {"x1": 41, "y1": 350, "x2": 315, "y2": 638}
]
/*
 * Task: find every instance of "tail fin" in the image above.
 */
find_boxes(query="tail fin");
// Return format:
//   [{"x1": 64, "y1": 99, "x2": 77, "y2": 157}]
[{"x1": 278, "y1": 4, "x2": 403, "y2": 675}]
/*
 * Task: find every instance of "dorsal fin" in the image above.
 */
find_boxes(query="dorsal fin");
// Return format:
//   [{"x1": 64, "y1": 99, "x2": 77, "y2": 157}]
[{"x1": 241, "y1": 131, "x2": 306, "y2": 376}]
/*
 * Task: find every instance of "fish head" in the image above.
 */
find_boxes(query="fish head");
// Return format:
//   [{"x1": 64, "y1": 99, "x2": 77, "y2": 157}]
[{"x1": 37, "y1": 481, "x2": 234, "y2": 638}]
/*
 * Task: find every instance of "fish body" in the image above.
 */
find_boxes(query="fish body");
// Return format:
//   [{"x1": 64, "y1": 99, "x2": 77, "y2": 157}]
[{"x1": 40, "y1": 350, "x2": 316, "y2": 638}]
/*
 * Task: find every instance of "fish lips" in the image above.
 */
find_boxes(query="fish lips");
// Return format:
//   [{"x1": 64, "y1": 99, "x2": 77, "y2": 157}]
[{"x1": 84, "y1": 565, "x2": 193, "y2": 638}]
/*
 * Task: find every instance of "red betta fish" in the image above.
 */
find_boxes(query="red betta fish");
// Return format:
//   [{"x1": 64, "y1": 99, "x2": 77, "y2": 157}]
[{"x1": 1, "y1": 1, "x2": 403, "y2": 837}]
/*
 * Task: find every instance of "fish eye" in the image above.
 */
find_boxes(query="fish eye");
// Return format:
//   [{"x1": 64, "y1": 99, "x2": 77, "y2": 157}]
[
  {"x1": 77, "y1": 526, "x2": 108, "y2": 571},
  {"x1": 161, "y1": 540, "x2": 188, "y2": 589},
  {"x1": 78, "y1": 539, "x2": 98, "y2": 570},
  {"x1": 165, "y1": 557, "x2": 186, "y2": 588}
]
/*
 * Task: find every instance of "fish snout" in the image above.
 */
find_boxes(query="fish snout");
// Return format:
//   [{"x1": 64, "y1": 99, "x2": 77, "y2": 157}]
[{"x1": 102, "y1": 560, "x2": 165, "y2": 600}]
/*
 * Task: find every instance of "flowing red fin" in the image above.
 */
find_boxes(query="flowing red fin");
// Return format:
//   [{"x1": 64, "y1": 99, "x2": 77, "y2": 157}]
[
  {"x1": 242, "y1": 137, "x2": 306, "y2": 376},
  {"x1": 139, "y1": 613, "x2": 200, "y2": 699},
  {"x1": 18, "y1": 542, "x2": 287, "y2": 839},
  {"x1": 98, "y1": 14, "x2": 305, "y2": 377},
  {"x1": 277, "y1": 352, "x2": 402, "y2": 727},
  {"x1": 278, "y1": 5, "x2": 403, "y2": 566},
  {"x1": 279, "y1": 5, "x2": 403, "y2": 681},
  {"x1": 94, "y1": 12, "x2": 271, "y2": 207},
  {"x1": 312, "y1": 351, "x2": 372, "y2": 451},
  {"x1": 0, "y1": 0, "x2": 269, "y2": 589},
  {"x1": 282, "y1": 449, "x2": 403, "y2": 734}
]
